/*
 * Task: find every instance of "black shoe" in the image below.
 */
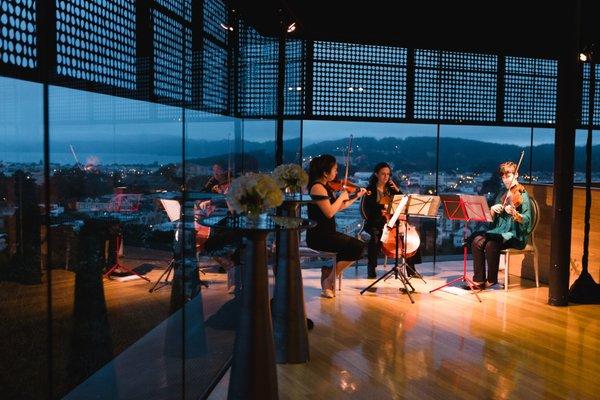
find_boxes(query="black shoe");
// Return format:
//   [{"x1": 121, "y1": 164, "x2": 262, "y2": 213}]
[
  {"x1": 484, "y1": 281, "x2": 503, "y2": 290},
  {"x1": 462, "y1": 282, "x2": 484, "y2": 291},
  {"x1": 367, "y1": 270, "x2": 376, "y2": 279}
]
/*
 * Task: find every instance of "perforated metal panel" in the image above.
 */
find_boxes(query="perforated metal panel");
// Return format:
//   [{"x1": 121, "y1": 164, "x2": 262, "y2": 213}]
[
  {"x1": 55, "y1": 0, "x2": 136, "y2": 89},
  {"x1": 202, "y1": 37, "x2": 228, "y2": 113},
  {"x1": 156, "y1": 0, "x2": 191, "y2": 22},
  {"x1": 504, "y1": 57, "x2": 557, "y2": 124},
  {"x1": 152, "y1": 9, "x2": 192, "y2": 101},
  {"x1": 414, "y1": 50, "x2": 497, "y2": 121},
  {"x1": 312, "y1": 41, "x2": 406, "y2": 118},
  {"x1": 284, "y1": 39, "x2": 305, "y2": 117},
  {"x1": 581, "y1": 63, "x2": 600, "y2": 126},
  {"x1": 0, "y1": 0, "x2": 37, "y2": 69},
  {"x1": 203, "y1": 0, "x2": 227, "y2": 45},
  {"x1": 237, "y1": 22, "x2": 278, "y2": 116}
]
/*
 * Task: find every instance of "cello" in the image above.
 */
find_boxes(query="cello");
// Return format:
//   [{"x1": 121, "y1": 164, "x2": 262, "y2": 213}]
[{"x1": 379, "y1": 194, "x2": 421, "y2": 259}]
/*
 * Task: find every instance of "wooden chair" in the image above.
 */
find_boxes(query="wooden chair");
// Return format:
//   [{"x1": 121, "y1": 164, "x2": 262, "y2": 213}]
[{"x1": 500, "y1": 196, "x2": 540, "y2": 291}]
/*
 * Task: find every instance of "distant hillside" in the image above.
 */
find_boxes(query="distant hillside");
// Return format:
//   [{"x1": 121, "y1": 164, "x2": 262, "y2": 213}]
[{"x1": 7, "y1": 135, "x2": 597, "y2": 172}]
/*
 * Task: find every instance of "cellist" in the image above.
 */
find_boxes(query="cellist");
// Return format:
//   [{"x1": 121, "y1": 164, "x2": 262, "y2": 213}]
[
  {"x1": 468, "y1": 159, "x2": 532, "y2": 290},
  {"x1": 363, "y1": 162, "x2": 421, "y2": 279}
]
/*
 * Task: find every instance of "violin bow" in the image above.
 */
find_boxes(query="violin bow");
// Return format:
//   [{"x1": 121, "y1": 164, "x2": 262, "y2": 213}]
[
  {"x1": 343, "y1": 134, "x2": 353, "y2": 189},
  {"x1": 501, "y1": 150, "x2": 525, "y2": 208}
]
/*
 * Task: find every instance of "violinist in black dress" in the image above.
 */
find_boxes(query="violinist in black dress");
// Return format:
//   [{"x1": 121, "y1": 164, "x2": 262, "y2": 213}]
[{"x1": 306, "y1": 154, "x2": 367, "y2": 298}]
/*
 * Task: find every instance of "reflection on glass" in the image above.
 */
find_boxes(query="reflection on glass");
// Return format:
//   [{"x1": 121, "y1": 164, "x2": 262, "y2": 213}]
[
  {"x1": 0, "y1": 77, "x2": 47, "y2": 398},
  {"x1": 574, "y1": 129, "x2": 600, "y2": 184}
]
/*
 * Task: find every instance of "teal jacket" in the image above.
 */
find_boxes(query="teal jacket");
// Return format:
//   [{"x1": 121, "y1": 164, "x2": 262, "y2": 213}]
[{"x1": 487, "y1": 189, "x2": 532, "y2": 250}]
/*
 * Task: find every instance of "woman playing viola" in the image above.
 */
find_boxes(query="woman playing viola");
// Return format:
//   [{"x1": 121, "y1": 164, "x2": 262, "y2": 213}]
[
  {"x1": 306, "y1": 154, "x2": 367, "y2": 298},
  {"x1": 363, "y1": 163, "x2": 421, "y2": 279},
  {"x1": 469, "y1": 161, "x2": 532, "y2": 290}
]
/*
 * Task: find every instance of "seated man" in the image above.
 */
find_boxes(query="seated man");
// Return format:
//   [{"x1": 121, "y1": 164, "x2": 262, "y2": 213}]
[{"x1": 468, "y1": 161, "x2": 532, "y2": 290}]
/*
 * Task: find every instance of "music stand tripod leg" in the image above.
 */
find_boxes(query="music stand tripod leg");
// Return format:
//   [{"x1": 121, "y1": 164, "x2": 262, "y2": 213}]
[
  {"x1": 149, "y1": 258, "x2": 175, "y2": 292},
  {"x1": 360, "y1": 217, "x2": 416, "y2": 303}
]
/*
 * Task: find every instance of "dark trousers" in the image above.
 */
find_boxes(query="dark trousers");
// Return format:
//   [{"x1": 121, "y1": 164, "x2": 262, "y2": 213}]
[
  {"x1": 471, "y1": 233, "x2": 510, "y2": 283},
  {"x1": 367, "y1": 226, "x2": 383, "y2": 274}
]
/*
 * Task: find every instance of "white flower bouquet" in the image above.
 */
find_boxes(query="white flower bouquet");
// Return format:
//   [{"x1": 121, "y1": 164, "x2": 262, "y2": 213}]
[
  {"x1": 272, "y1": 163, "x2": 308, "y2": 193},
  {"x1": 226, "y1": 172, "x2": 284, "y2": 215}
]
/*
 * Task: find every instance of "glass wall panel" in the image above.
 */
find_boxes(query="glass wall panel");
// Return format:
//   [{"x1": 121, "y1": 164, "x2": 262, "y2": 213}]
[
  {"x1": 283, "y1": 120, "x2": 302, "y2": 165},
  {"x1": 532, "y1": 128, "x2": 555, "y2": 184},
  {"x1": 437, "y1": 125, "x2": 531, "y2": 258},
  {"x1": 241, "y1": 119, "x2": 276, "y2": 173},
  {"x1": 302, "y1": 120, "x2": 438, "y2": 260},
  {"x1": 48, "y1": 87, "x2": 184, "y2": 398},
  {"x1": 0, "y1": 77, "x2": 47, "y2": 399},
  {"x1": 574, "y1": 129, "x2": 600, "y2": 185},
  {"x1": 184, "y1": 110, "x2": 238, "y2": 397}
]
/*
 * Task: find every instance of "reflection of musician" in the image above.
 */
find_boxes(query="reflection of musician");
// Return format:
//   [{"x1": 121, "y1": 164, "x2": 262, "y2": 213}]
[
  {"x1": 363, "y1": 163, "x2": 421, "y2": 278},
  {"x1": 203, "y1": 163, "x2": 229, "y2": 193},
  {"x1": 306, "y1": 154, "x2": 367, "y2": 298},
  {"x1": 469, "y1": 161, "x2": 532, "y2": 290}
]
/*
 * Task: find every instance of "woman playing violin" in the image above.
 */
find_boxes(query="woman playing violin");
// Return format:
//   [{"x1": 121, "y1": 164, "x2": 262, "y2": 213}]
[
  {"x1": 306, "y1": 154, "x2": 367, "y2": 298},
  {"x1": 363, "y1": 163, "x2": 421, "y2": 279},
  {"x1": 469, "y1": 160, "x2": 532, "y2": 290}
]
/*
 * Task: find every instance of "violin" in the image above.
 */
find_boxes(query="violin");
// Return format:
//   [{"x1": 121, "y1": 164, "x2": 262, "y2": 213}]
[{"x1": 327, "y1": 179, "x2": 370, "y2": 196}]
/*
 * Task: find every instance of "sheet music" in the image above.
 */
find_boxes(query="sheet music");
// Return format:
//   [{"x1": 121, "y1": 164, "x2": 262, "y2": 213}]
[
  {"x1": 160, "y1": 199, "x2": 181, "y2": 222},
  {"x1": 380, "y1": 195, "x2": 409, "y2": 243}
]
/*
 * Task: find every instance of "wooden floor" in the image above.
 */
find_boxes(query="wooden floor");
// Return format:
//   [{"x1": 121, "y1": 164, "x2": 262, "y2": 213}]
[{"x1": 210, "y1": 261, "x2": 600, "y2": 400}]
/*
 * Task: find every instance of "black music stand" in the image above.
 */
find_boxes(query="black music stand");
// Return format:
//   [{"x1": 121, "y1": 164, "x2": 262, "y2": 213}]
[
  {"x1": 429, "y1": 194, "x2": 493, "y2": 302},
  {"x1": 360, "y1": 194, "x2": 440, "y2": 302}
]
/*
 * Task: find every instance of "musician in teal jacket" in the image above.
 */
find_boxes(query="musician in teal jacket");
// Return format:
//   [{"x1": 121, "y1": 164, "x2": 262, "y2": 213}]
[{"x1": 469, "y1": 161, "x2": 532, "y2": 289}]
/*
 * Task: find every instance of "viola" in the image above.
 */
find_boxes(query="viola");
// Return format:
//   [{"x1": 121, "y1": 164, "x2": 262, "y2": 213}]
[
  {"x1": 500, "y1": 150, "x2": 526, "y2": 223},
  {"x1": 505, "y1": 183, "x2": 525, "y2": 223}
]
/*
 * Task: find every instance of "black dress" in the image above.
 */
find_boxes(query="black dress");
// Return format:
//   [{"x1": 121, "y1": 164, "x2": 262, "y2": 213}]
[{"x1": 306, "y1": 182, "x2": 365, "y2": 262}]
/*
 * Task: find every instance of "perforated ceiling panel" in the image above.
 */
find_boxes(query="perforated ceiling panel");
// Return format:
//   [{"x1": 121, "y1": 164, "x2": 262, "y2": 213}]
[
  {"x1": 202, "y1": 37, "x2": 228, "y2": 113},
  {"x1": 581, "y1": 63, "x2": 600, "y2": 126},
  {"x1": 155, "y1": 0, "x2": 191, "y2": 22},
  {"x1": 55, "y1": 0, "x2": 136, "y2": 89},
  {"x1": 414, "y1": 50, "x2": 497, "y2": 121},
  {"x1": 203, "y1": 0, "x2": 227, "y2": 45},
  {"x1": 237, "y1": 22, "x2": 278, "y2": 116},
  {"x1": 0, "y1": 0, "x2": 37, "y2": 69},
  {"x1": 312, "y1": 41, "x2": 406, "y2": 118},
  {"x1": 152, "y1": 9, "x2": 192, "y2": 101},
  {"x1": 284, "y1": 39, "x2": 305, "y2": 117},
  {"x1": 504, "y1": 57, "x2": 557, "y2": 124}
]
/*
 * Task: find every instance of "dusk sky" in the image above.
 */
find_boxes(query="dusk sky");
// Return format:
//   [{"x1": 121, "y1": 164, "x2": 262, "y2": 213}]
[{"x1": 0, "y1": 76, "x2": 593, "y2": 153}]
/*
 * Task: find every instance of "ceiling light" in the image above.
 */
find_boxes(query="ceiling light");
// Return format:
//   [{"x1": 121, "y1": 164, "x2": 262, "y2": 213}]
[
  {"x1": 220, "y1": 23, "x2": 233, "y2": 32},
  {"x1": 286, "y1": 22, "x2": 296, "y2": 33}
]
